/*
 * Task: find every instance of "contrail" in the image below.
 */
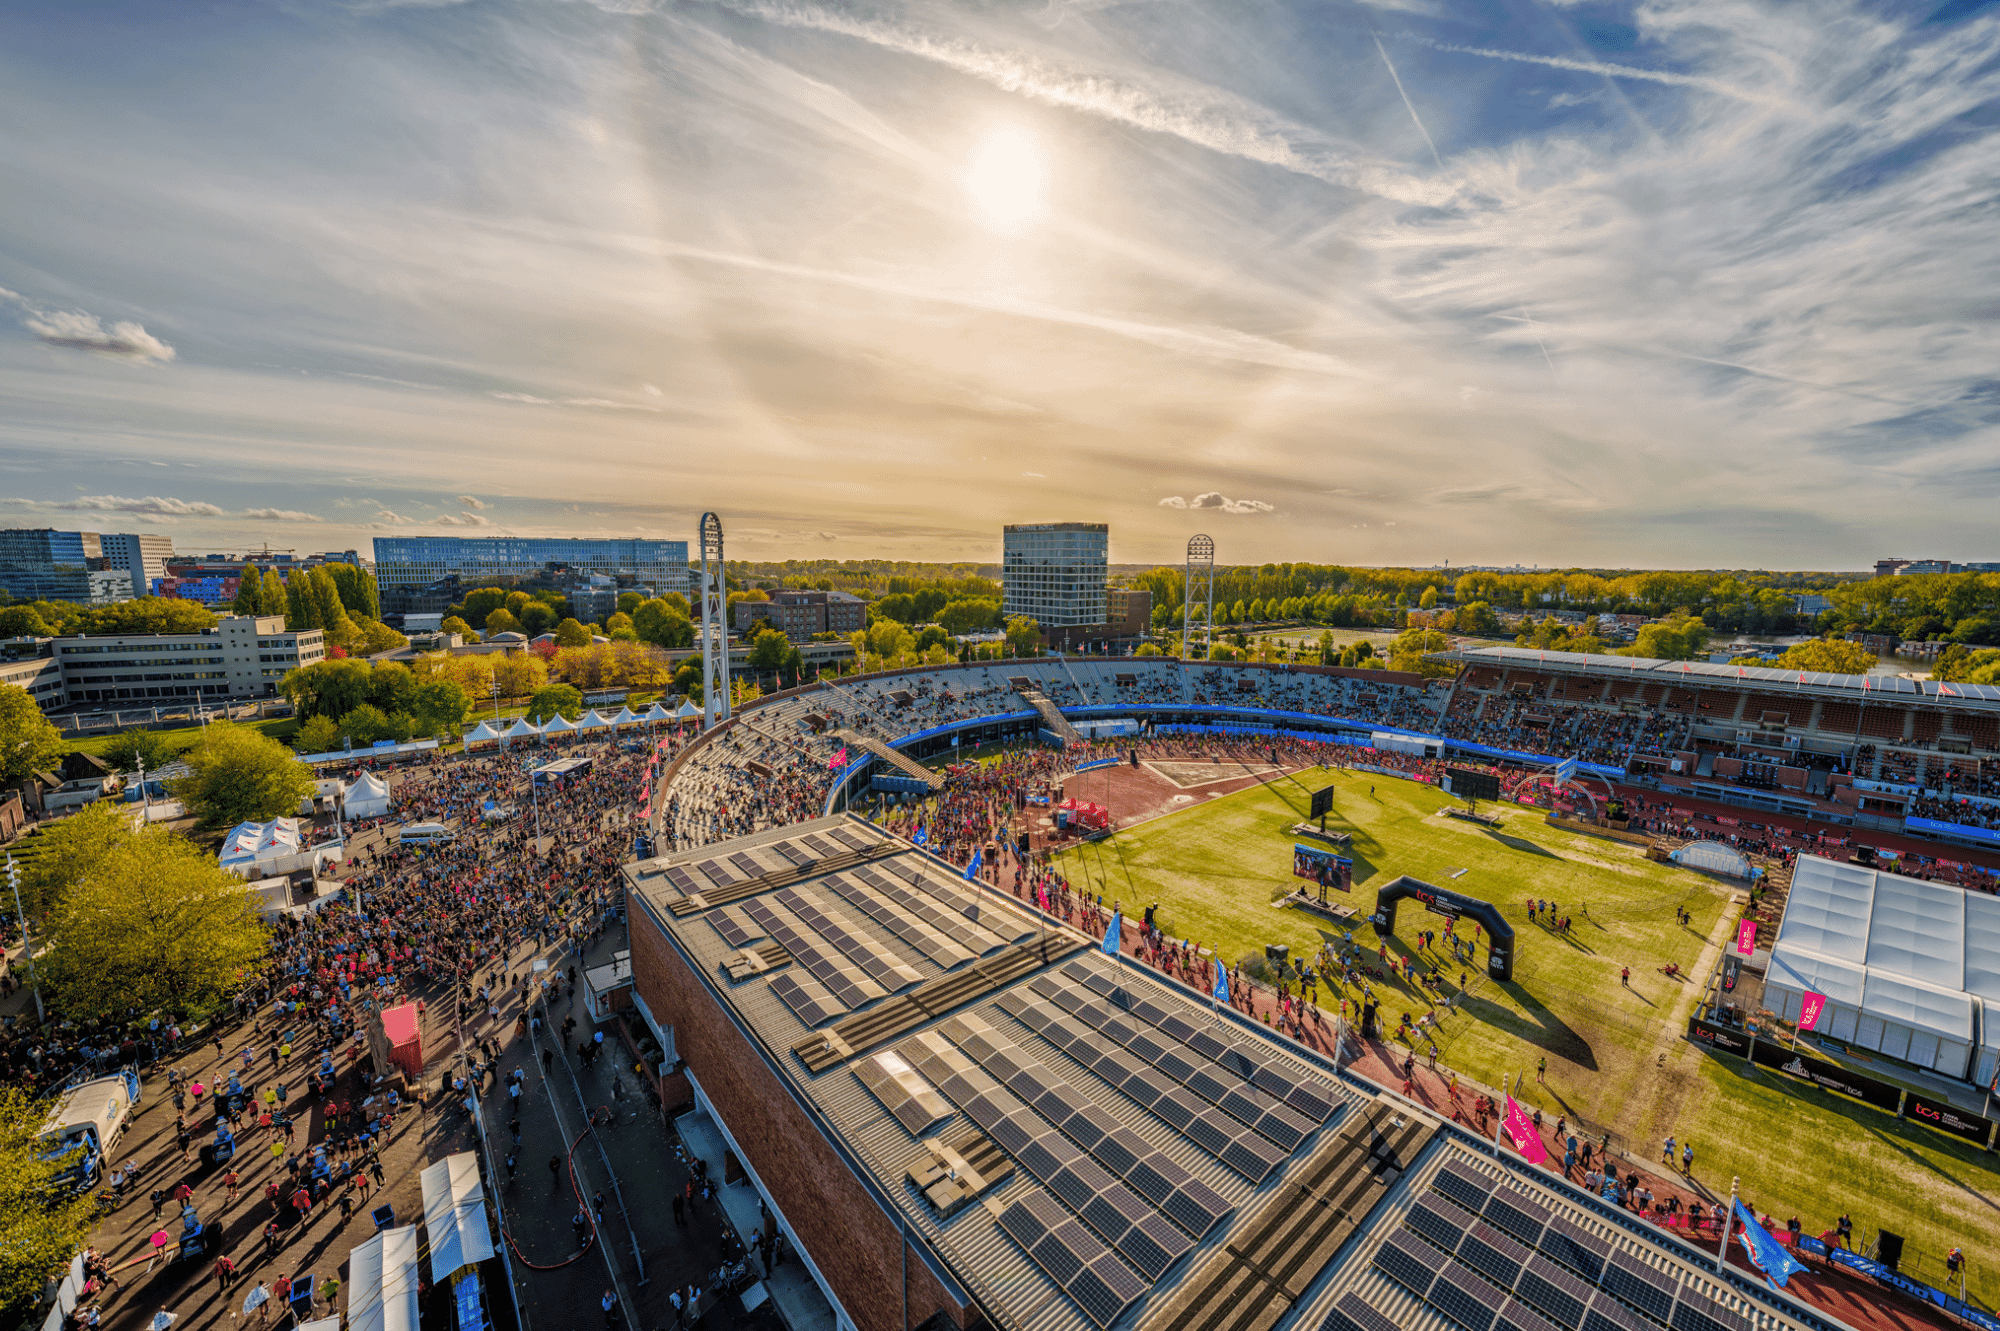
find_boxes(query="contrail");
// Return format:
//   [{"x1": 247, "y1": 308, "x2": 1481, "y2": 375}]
[
  {"x1": 1373, "y1": 34, "x2": 1442, "y2": 169},
  {"x1": 1419, "y1": 39, "x2": 1791, "y2": 108}
]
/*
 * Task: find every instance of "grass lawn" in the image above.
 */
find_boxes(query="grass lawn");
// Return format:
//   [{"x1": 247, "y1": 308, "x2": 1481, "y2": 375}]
[
  {"x1": 1055, "y1": 767, "x2": 2000, "y2": 1303},
  {"x1": 62, "y1": 716, "x2": 300, "y2": 763}
]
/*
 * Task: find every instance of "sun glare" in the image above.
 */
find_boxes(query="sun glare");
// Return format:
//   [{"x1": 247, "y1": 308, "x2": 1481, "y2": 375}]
[{"x1": 963, "y1": 125, "x2": 1046, "y2": 230}]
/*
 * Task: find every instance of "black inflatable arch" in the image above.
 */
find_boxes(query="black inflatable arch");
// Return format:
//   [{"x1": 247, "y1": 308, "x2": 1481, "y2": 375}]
[{"x1": 1369, "y1": 875, "x2": 1517, "y2": 982}]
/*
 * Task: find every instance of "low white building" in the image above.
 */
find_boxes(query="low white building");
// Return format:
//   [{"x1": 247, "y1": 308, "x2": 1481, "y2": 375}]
[{"x1": 1764, "y1": 854, "x2": 2000, "y2": 1083}]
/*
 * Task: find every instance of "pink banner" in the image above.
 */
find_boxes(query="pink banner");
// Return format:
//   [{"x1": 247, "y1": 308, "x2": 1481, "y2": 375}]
[
  {"x1": 1501, "y1": 1094, "x2": 1547, "y2": 1164},
  {"x1": 1797, "y1": 990, "x2": 1827, "y2": 1032},
  {"x1": 1736, "y1": 919, "x2": 1758, "y2": 956},
  {"x1": 829, "y1": 747, "x2": 849, "y2": 769}
]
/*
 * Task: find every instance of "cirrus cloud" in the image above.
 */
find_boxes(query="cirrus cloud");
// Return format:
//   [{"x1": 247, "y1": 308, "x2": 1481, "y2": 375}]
[{"x1": 1, "y1": 286, "x2": 176, "y2": 363}]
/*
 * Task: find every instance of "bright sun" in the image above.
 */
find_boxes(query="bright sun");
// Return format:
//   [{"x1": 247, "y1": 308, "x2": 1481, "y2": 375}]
[{"x1": 963, "y1": 126, "x2": 1046, "y2": 230}]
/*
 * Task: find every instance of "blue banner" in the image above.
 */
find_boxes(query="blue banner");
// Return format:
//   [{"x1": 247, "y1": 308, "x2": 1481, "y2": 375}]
[
  {"x1": 1074, "y1": 758, "x2": 1121, "y2": 773},
  {"x1": 1905, "y1": 815, "x2": 2000, "y2": 847},
  {"x1": 1796, "y1": 1237, "x2": 2000, "y2": 1330},
  {"x1": 1734, "y1": 1200, "x2": 1805, "y2": 1286}
]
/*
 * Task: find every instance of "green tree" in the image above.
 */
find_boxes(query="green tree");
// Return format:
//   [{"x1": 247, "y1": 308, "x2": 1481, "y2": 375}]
[
  {"x1": 322, "y1": 563, "x2": 381, "y2": 620},
  {"x1": 526, "y1": 683, "x2": 584, "y2": 723},
  {"x1": 1621, "y1": 615, "x2": 1711, "y2": 661},
  {"x1": 1456, "y1": 601, "x2": 1502, "y2": 635},
  {"x1": 229, "y1": 576, "x2": 260, "y2": 615},
  {"x1": 1387, "y1": 628, "x2": 1454, "y2": 677},
  {"x1": 411, "y1": 679, "x2": 472, "y2": 735},
  {"x1": 748, "y1": 626, "x2": 793, "y2": 671},
  {"x1": 1004, "y1": 616, "x2": 1041, "y2": 658},
  {"x1": 310, "y1": 567, "x2": 357, "y2": 645},
  {"x1": 617, "y1": 591, "x2": 645, "y2": 615},
  {"x1": 40, "y1": 824, "x2": 267, "y2": 1015},
  {"x1": 631, "y1": 599, "x2": 694, "y2": 650},
  {"x1": 279, "y1": 658, "x2": 376, "y2": 720},
  {"x1": 78, "y1": 598, "x2": 216, "y2": 636},
  {"x1": 0, "y1": 606, "x2": 52, "y2": 637},
  {"x1": 441, "y1": 616, "x2": 474, "y2": 637},
  {"x1": 0, "y1": 1088, "x2": 99, "y2": 1315},
  {"x1": 346, "y1": 618, "x2": 408, "y2": 656},
  {"x1": 99, "y1": 727, "x2": 174, "y2": 774},
  {"x1": 169, "y1": 721, "x2": 316, "y2": 829},
  {"x1": 1418, "y1": 586, "x2": 1439, "y2": 610},
  {"x1": 519, "y1": 601, "x2": 557, "y2": 637},
  {"x1": 554, "y1": 617, "x2": 592, "y2": 648},
  {"x1": 1317, "y1": 629, "x2": 1337, "y2": 665},
  {"x1": 935, "y1": 598, "x2": 1001, "y2": 634},
  {"x1": 367, "y1": 660, "x2": 419, "y2": 715},
  {"x1": 458, "y1": 587, "x2": 510, "y2": 629},
  {"x1": 604, "y1": 611, "x2": 634, "y2": 635},
  {"x1": 259, "y1": 567, "x2": 289, "y2": 617},
  {"x1": 293, "y1": 715, "x2": 341, "y2": 753},
  {"x1": 14, "y1": 802, "x2": 128, "y2": 920},
  {"x1": 671, "y1": 661, "x2": 704, "y2": 703},
  {"x1": 285, "y1": 570, "x2": 318, "y2": 631},
  {"x1": 912, "y1": 625, "x2": 952, "y2": 654},
  {"x1": 338, "y1": 704, "x2": 411, "y2": 745},
  {"x1": 482, "y1": 608, "x2": 522, "y2": 637},
  {"x1": 1762, "y1": 638, "x2": 1877, "y2": 676},
  {"x1": 0, "y1": 685, "x2": 63, "y2": 784}
]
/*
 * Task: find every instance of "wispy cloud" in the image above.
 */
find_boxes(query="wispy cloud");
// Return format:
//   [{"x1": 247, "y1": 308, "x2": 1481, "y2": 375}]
[
  {"x1": 490, "y1": 391, "x2": 662, "y2": 412},
  {"x1": 455, "y1": 495, "x2": 488, "y2": 509},
  {"x1": 243, "y1": 508, "x2": 319, "y2": 521},
  {"x1": 1159, "y1": 493, "x2": 1275, "y2": 514},
  {"x1": 1, "y1": 287, "x2": 176, "y2": 363}
]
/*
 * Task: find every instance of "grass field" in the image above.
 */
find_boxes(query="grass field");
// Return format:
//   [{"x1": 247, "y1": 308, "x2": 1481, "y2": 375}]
[
  {"x1": 1054, "y1": 767, "x2": 2000, "y2": 1302},
  {"x1": 60, "y1": 716, "x2": 300, "y2": 762}
]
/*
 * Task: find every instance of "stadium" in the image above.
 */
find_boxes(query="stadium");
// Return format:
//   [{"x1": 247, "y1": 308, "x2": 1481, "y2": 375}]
[{"x1": 617, "y1": 647, "x2": 2000, "y2": 1331}]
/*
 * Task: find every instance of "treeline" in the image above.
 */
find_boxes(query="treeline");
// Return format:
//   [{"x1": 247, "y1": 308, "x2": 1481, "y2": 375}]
[
  {"x1": 0, "y1": 595, "x2": 219, "y2": 639},
  {"x1": 727, "y1": 560, "x2": 1000, "y2": 600},
  {"x1": 1816, "y1": 572, "x2": 2000, "y2": 645}
]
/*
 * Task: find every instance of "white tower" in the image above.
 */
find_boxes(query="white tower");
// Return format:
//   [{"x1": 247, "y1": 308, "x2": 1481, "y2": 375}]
[
  {"x1": 699, "y1": 512, "x2": 731, "y2": 727},
  {"x1": 1183, "y1": 534, "x2": 1214, "y2": 661}
]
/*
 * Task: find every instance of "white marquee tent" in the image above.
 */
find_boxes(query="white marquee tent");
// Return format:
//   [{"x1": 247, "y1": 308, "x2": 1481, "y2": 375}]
[
  {"x1": 639, "y1": 701, "x2": 673, "y2": 724},
  {"x1": 463, "y1": 720, "x2": 502, "y2": 747},
  {"x1": 610, "y1": 706, "x2": 641, "y2": 727},
  {"x1": 419, "y1": 1151, "x2": 495, "y2": 1281},
  {"x1": 577, "y1": 710, "x2": 613, "y2": 731},
  {"x1": 1765, "y1": 854, "x2": 2000, "y2": 1082},
  {"x1": 1670, "y1": 841, "x2": 1753, "y2": 879},
  {"x1": 343, "y1": 772, "x2": 391, "y2": 820},
  {"x1": 673, "y1": 699, "x2": 704, "y2": 721},
  {"x1": 347, "y1": 1224, "x2": 421, "y2": 1331},
  {"x1": 540, "y1": 713, "x2": 578, "y2": 735},
  {"x1": 501, "y1": 716, "x2": 540, "y2": 743}
]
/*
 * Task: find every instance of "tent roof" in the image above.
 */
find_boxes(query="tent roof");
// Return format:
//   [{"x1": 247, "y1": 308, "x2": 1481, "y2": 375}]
[
  {"x1": 640, "y1": 702, "x2": 673, "y2": 721},
  {"x1": 464, "y1": 720, "x2": 501, "y2": 742},
  {"x1": 502, "y1": 716, "x2": 540, "y2": 738},
  {"x1": 347, "y1": 1225, "x2": 421, "y2": 1331},
  {"x1": 610, "y1": 706, "x2": 640, "y2": 724},
  {"x1": 1772, "y1": 857, "x2": 1875, "y2": 964},
  {"x1": 351, "y1": 772, "x2": 391, "y2": 798},
  {"x1": 540, "y1": 713, "x2": 578, "y2": 732},
  {"x1": 419, "y1": 1151, "x2": 495, "y2": 1280},
  {"x1": 1670, "y1": 841, "x2": 1752, "y2": 879},
  {"x1": 378, "y1": 1003, "x2": 420, "y2": 1046},
  {"x1": 673, "y1": 700, "x2": 703, "y2": 718},
  {"x1": 219, "y1": 818, "x2": 302, "y2": 865},
  {"x1": 577, "y1": 710, "x2": 613, "y2": 729}
]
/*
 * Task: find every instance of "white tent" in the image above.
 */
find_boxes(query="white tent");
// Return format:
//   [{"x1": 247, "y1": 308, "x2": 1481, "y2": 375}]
[
  {"x1": 463, "y1": 720, "x2": 502, "y2": 747},
  {"x1": 1765, "y1": 854, "x2": 1982, "y2": 1077},
  {"x1": 610, "y1": 706, "x2": 641, "y2": 727},
  {"x1": 541, "y1": 713, "x2": 579, "y2": 734},
  {"x1": 640, "y1": 702, "x2": 673, "y2": 724},
  {"x1": 501, "y1": 716, "x2": 540, "y2": 743},
  {"x1": 218, "y1": 818, "x2": 338, "y2": 878},
  {"x1": 344, "y1": 772, "x2": 392, "y2": 820},
  {"x1": 1669, "y1": 841, "x2": 1752, "y2": 879},
  {"x1": 419, "y1": 1151, "x2": 495, "y2": 1281},
  {"x1": 576, "y1": 710, "x2": 613, "y2": 731},
  {"x1": 673, "y1": 700, "x2": 704, "y2": 720},
  {"x1": 347, "y1": 1224, "x2": 422, "y2": 1331}
]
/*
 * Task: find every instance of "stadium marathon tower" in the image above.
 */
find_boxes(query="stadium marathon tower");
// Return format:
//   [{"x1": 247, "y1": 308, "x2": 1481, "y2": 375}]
[
  {"x1": 699, "y1": 511, "x2": 730, "y2": 728},
  {"x1": 1183, "y1": 533, "x2": 1214, "y2": 662}
]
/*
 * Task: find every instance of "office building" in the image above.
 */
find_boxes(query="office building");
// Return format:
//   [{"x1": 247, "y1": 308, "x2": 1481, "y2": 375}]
[
  {"x1": 99, "y1": 533, "x2": 175, "y2": 597},
  {"x1": 53, "y1": 614, "x2": 325, "y2": 706},
  {"x1": 732, "y1": 590, "x2": 867, "y2": 641},
  {"x1": 0, "y1": 529, "x2": 106, "y2": 604},
  {"x1": 1002, "y1": 523, "x2": 1108, "y2": 628},
  {"x1": 372, "y1": 536, "x2": 689, "y2": 615}
]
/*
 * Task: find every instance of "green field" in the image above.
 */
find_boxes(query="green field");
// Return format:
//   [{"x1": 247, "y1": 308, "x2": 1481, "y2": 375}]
[
  {"x1": 60, "y1": 716, "x2": 300, "y2": 763},
  {"x1": 1055, "y1": 768, "x2": 2000, "y2": 1302}
]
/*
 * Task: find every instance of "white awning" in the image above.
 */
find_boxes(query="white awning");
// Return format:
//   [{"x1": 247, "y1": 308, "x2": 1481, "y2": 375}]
[
  {"x1": 1860, "y1": 970, "x2": 1974, "y2": 1043},
  {"x1": 419, "y1": 1152, "x2": 494, "y2": 1281},
  {"x1": 1865, "y1": 872, "x2": 1965, "y2": 991},
  {"x1": 610, "y1": 706, "x2": 641, "y2": 726},
  {"x1": 347, "y1": 1225, "x2": 421, "y2": 1331},
  {"x1": 1765, "y1": 946, "x2": 1866, "y2": 1007},
  {"x1": 640, "y1": 702, "x2": 673, "y2": 723},
  {"x1": 501, "y1": 717, "x2": 540, "y2": 740},
  {"x1": 540, "y1": 713, "x2": 579, "y2": 733},
  {"x1": 576, "y1": 710, "x2": 613, "y2": 729},
  {"x1": 464, "y1": 721, "x2": 501, "y2": 746},
  {"x1": 673, "y1": 700, "x2": 703, "y2": 719}
]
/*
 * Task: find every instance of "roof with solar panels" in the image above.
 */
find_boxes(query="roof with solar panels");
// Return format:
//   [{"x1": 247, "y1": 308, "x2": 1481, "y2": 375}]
[{"x1": 622, "y1": 815, "x2": 1854, "y2": 1331}]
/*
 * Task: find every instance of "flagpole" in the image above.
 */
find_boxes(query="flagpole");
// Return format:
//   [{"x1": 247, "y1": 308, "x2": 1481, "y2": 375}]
[{"x1": 1721, "y1": 1175, "x2": 1739, "y2": 1262}]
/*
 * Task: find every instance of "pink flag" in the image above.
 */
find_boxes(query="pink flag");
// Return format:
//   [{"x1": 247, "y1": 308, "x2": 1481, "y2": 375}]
[
  {"x1": 1736, "y1": 919, "x2": 1758, "y2": 956},
  {"x1": 1501, "y1": 1095, "x2": 1548, "y2": 1164},
  {"x1": 829, "y1": 747, "x2": 849, "y2": 770},
  {"x1": 1797, "y1": 990, "x2": 1828, "y2": 1032}
]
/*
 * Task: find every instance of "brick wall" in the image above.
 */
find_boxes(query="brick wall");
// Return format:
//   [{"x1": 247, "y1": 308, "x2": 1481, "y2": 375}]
[{"x1": 628, "y1": 902, "x2": 974, "y2": 1331}]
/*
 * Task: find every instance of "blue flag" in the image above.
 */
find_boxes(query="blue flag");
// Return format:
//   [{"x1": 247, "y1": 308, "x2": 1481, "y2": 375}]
[
  {"x1": 1212, "y1": 965, "x2": 1229, "y2": 1004},
  {"x1": 964, "y1": 848, "x2": 982, "y2": 880},
  {"x1": 913, "y1": 826, "x2": 927, "y2": 846},
  {"x1": 1734, "y1": 1200, "x2": 1806, "y2": 1287},
  {"x1": 1102, "y1": 910, "x2": 1122, "y2": 955}
]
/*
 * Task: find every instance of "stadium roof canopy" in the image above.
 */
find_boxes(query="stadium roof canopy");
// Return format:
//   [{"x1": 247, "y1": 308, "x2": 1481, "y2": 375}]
[{"x1": 1427, "y1": 644, "x2": 2000, "y2": 710}]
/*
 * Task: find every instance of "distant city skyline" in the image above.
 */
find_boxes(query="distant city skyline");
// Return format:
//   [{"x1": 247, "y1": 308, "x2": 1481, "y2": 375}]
[{"x1": 3, "y1": 1, "x2": 1996, "y2": 567}]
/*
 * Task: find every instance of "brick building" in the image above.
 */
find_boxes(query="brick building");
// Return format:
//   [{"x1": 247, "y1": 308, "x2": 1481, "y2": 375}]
[{"x1": 732, "y1": 590, "x2": 867, "y2": 641}]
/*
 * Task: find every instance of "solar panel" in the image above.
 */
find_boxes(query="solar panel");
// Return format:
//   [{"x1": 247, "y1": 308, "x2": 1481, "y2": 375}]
[
  {"x1": 1518, "y1": 1256, "x2": 1592, "y2": 1328},
  {"x1": 708, "y1": 905, "x2": 759, "y2": 947},
  {"x1": 1067, "y1": 1255, "x2": 1147, "y2": 1328},
  {"x1": 1583, "y1": 1301, "x2": 1653, "y2": 1331},
  {"x1": 1322, "y1": 1293, "x2": 1403, "y2": 1331},
  {"x1": 1405, "y1": 1200, "x2": 1467, "y2": 1252},
  {"x1": 768, "y1": 973, "x2": 847, "y2": 1029},
  {"x1": 825, "y1": 826, "x2": 871, "y2": 851},
  {"x1": 1459, "y1": 1224, "x2": 1529, "y2": 1288},
  {"x1": 1032, "y1": 1223, "x2": 1093, "y2": 1286},
  {"x1": 1601, "y1": 1255, "x2": 1676, "y2": 1321},
  {"x1": 1373, "y1": 1236, "x2": 1438, "y2": 1297},
  {"x1": 1538, "y1": 1219, "x2": 1609, "y2": 1283},
  {"x1": 1433, "y1": 1163, "x2": 1497, "y2": 1213},
  {"x1": 1484, "y1": 1194, "x2": 1550, "y2": 1247},
  {"x1": 775, "y1": 886, "x2": 924, "y2": 990},
  {"x1": 728, "y1": 852, "x2": 765, "y2": 878},
  {"x1": 1431, "y1": 1269, "x2": 1500, "y2": 1331},
  {"x1": 822, "y1": 872, "x2": 982, "y2": 967},
  {"x1": 1221, "y1": 1136, "x2": 1284, "y2": 1183},
  {"x1": 693, "y1": 858, "x2": 735, "y2": 886},
  {"x1": 1495, "y1": 1300, "x2": 1567, "y2": 1331},
  {"x1": 742, "y1": 899, "x2": 889, "y2": 1010},
  {"x1": 1670, "y1": 1296, "x2": 1751, "y2": 1331},
  {"x1": 1119, "y1": 1213, "x2": 1191, "y2": 1280},
  {"x1": 799, "y1": 833, "x2": 841, "y2": 858}
]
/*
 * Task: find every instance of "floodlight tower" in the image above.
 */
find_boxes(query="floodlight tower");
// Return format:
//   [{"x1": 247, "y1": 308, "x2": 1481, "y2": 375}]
[
  {"x1": 1183, "y1": 534, "x2": 1215, "y2": 662},
  {"x1": 699, "y1": 511, "x2": 731, "y2": 727}
]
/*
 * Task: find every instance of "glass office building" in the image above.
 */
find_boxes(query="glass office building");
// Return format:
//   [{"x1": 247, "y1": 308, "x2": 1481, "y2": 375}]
[
  {"x1": 372, "y1": 536, "x2": 690, "y2": 607},
  {"x1": 0, "y1": 529, "x2": 103, "y2": 603},
  {"x1": 1001, "y1": 523, "x2": 1108, "y2": 628}
]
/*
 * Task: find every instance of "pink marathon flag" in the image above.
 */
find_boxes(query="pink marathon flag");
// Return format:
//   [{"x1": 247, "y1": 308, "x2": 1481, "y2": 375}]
[
  {"x1": 1736, "y1": 919, "x2": 1758, "y2": 956},
  {"x1": 1500, "y1": 1094, "x2": 1548, "y2": 1164},
  {"x1": 829, "y1": 747, "x2": 849, "y2": 769},
  {"x1": 1797, "y1": 990, "x2": 1828, "y2": 1032}
]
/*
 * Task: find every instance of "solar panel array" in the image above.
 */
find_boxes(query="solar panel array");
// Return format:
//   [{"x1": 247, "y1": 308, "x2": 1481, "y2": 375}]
[
  {"x1": 823, "y1": 871, "x2": 983, "y2": 967},
  {"x1": 997, "y1": 1191, "x2": 1150, "y2": 1328},
  {"x1": 1062, "y1": 961, "x2": 1341, "y2": 1123},
  {"x1": 853, "y1": 1050, "x2": 955, "y2": 1134},
  {"x1": 770, "y1": 972, "x2": 848, "y2": 1028},
  {"x1": 898, "y1": 1030, "x2": 1201, "y2": 1285},
  {"x1": 1349, "y1": 1159, "x2": 1755, "y2": 1331},
  {"x1": 742, "y1": 898, "x2": 890, "y2": 1011},
  {"x1": 873, "y1": 855, "x2": 1034, "y2": 941},
  {"x1": 850, "y1": 866, "x2": 1006, "y2": 956},
  {"x1": 708, "y1": 904, "x2": 761, "y2": 948},
  {"x1": 933, "y1": 1013, "x2": 1235, "y2": 1240},
  {"x1": 772, "y1": 885, "x2": 924, "y2": 991}
]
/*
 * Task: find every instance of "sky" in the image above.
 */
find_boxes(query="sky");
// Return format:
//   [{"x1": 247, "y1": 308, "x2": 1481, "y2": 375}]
[{"x1": 1, "y1": 0, "x2": 1997, "y2": 571}]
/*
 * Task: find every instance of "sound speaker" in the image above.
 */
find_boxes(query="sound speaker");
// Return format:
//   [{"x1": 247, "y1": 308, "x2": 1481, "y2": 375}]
[
  {"x1": 1856, "y1": 845, "x2": 1878, "y2": 867},
  {"x1": 1017, "y1": 832, "x2": 1029, "y2": 854},
  {"x1": 1877, "y1": 1230, "x2": 1904, "y2": 1271}
]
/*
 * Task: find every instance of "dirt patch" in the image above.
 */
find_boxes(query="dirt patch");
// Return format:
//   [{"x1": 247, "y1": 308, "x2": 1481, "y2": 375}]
[{"x1": 1145, "y1": 761, "x2": 1284, "y2": 789}]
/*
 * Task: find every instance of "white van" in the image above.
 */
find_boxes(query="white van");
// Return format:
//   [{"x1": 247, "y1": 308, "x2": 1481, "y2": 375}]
[
  {"x1": 399, "y1": 822, "x2": 456, "y2": 845},
  {"x1": 39, "y1": 1071, "x2": 142, "y2": 1190}
]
